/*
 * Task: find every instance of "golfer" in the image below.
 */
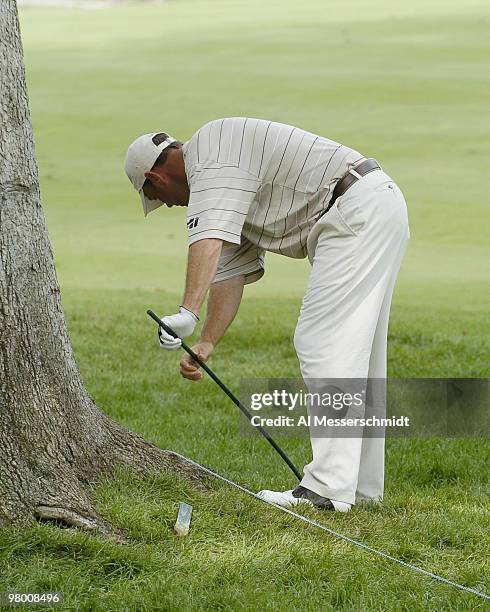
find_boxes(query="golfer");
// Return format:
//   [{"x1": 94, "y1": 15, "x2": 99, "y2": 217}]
[{"x1": 124, "y1": 118, "x2": 409, "y2": 512}]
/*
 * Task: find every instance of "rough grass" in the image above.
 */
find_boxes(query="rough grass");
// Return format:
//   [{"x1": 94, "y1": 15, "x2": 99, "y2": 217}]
[
  {"x1": 1, "y1": 290, "x2": 488, "y2": 611},
  {"x1": 1, "y1": 463, "x2": 488, "y2": 611},
  {"x1": 1, "y1": 0, "x2": 489, "y2": 609}
]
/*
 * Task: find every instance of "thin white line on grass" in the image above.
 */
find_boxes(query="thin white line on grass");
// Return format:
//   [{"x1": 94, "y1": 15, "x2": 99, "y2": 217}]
[{"x1": 171, "y1": 451, "x2": 490, "y2": 603}]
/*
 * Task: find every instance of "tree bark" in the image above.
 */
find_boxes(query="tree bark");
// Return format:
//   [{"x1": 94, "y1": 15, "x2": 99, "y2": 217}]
[{"x1": 0, "y1": 0, "x2": 203, "y2": 540}]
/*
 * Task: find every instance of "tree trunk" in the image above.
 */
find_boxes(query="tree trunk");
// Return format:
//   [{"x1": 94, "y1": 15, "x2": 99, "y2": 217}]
[{"x1": 0, "y1": 0, "x2": 202, "y2": 540}]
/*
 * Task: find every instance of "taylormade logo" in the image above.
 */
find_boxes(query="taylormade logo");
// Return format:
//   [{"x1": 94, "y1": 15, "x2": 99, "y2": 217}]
[{"x1": 187, "y1": 217, "x2": 199, "y2": 229}]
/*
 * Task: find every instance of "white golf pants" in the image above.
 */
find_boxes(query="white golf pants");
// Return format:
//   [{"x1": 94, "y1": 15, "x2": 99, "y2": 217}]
[{"x1": 294, "y1": 169, "x2": 410, "y2": 505}]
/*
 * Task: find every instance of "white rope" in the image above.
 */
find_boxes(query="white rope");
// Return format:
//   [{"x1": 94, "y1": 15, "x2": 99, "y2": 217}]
[{"x1": 171, "y1": 451, "x2": 490, "y2": 602}]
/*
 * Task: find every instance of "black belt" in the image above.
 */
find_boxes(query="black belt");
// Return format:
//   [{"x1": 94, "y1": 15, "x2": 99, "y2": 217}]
[{"x1": 323, "y1": 158, "x2": 381, "y2": 216}]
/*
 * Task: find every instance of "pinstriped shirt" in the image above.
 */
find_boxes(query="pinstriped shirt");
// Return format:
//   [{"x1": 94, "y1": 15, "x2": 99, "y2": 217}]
[{"x1": 183, "y1": 117, "x2": 365, "y2": 284}]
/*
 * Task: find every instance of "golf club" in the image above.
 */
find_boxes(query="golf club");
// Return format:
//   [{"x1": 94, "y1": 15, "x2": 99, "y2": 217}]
[{"x1": 146, "y1": 309, "x2": 302, "y2": 481}]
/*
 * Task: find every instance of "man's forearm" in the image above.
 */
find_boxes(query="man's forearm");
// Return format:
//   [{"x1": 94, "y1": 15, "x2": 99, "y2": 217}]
[
  {"x1": 199, "y1": 275, "x2": 245, "y2": 346},
  {"x1": 181, "y1": 238, "x2": 223, "y2": 316}
]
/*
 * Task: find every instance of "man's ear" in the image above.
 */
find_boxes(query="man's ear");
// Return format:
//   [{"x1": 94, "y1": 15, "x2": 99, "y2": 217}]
[{"x1": 144, "y1": 170, "x2": 165, "y2": 185}]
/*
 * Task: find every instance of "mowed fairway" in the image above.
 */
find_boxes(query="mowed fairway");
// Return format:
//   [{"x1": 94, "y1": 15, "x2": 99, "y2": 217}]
[{"x1": 1, "y1": 0, "x2": 489, "y2": 609}]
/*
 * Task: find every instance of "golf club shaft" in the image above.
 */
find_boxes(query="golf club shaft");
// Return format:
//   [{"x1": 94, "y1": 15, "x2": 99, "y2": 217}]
[{"x1": 147, "y1": 309, "x2": 302, "y2": 481}]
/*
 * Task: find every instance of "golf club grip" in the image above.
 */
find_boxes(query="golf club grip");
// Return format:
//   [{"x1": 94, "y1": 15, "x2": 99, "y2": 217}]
[{"x1": 146, "y1": 309, "x2": 302, "y2": 481}]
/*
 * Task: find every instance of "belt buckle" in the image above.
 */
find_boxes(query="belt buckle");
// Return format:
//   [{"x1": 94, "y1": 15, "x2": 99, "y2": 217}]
[
  {"x1": 348, "y1": 157, "x2": 367, "y2": 180},
  {"x1": 349, "y1": 168, "x2": 363, "y2": 180}
]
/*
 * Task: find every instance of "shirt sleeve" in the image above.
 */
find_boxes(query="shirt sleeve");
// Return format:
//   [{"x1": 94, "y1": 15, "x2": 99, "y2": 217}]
[
  {"x1": 186, "y1": 163, "x2": 260, "y2": 246},
  {"x1": 213, "y1": 236, "x2": 265, "y2": 285}
]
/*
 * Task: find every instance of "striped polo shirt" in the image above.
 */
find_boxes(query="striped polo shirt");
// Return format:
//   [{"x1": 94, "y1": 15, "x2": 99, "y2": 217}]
[{"x1": 182, "y1": 117, "x2": 365, "y2": 284}]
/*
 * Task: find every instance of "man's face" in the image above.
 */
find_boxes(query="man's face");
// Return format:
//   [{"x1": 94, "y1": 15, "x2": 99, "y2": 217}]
[{"x1": 142, "y1": 162, "x2": 189, "y2": 208}]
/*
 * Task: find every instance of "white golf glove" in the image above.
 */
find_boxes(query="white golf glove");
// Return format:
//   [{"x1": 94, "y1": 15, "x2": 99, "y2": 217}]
[{"x1": 158, "y1": 307, "x2": 199, "y2": 351}]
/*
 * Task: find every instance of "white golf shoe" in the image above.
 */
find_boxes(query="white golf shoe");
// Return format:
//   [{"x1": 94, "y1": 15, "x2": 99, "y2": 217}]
[
  {"x1": 256, "y1": 489, "x2": 311, "y2": 507},
  {"x1": 257, "y1": 486, "x2": 351, "y2": 512}
]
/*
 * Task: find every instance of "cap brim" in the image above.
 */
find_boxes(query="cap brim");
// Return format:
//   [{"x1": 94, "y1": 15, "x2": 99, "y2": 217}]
[{"x1": 140, "y1": 190, "x2": 164, "y2": 217}]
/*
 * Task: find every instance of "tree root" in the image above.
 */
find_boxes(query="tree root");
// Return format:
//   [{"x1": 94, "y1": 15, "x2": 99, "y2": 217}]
[
  {"x1": 32, "y1": 447, "x2": 209, "y2": 544},
  {"x1": 35, "y1": 505, "x2": 128, "y2": 544},
  {"x1": 83, "y1": 416, "x2": 209, "y2": 492}
]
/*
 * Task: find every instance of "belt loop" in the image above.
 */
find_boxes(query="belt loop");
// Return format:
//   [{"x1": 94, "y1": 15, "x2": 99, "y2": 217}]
[{"x1": 319, "y1": 157, "x2": 380, "y2": 220}]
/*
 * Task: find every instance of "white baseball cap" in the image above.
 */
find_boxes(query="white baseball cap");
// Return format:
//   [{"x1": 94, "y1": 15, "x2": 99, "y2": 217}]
[{"x1": 124, "y1": 132, "x2": 177, "y2": 216}]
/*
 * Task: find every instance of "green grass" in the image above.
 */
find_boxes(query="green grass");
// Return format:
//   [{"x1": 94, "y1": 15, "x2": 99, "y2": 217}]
[
  {"x1": 1, "y1": 464, "x2": 489, "y2": 611},
  {"x1": 1, "y1": 0, "x2": 489, "y2": 609}
]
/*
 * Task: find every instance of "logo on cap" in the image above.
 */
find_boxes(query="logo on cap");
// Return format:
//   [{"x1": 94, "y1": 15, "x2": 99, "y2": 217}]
[{"x1": 152, "y1": 133, "x2": 170, "y2": 146}]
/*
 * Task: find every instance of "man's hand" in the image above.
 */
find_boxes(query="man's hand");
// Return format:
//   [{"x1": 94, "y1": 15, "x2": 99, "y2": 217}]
[
  {"x1": 180, "y1": 342, "x2": 214, "y2": 380},
  {"x1": 158, "y1": 307, "x2": 199, "y2": 350}
]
